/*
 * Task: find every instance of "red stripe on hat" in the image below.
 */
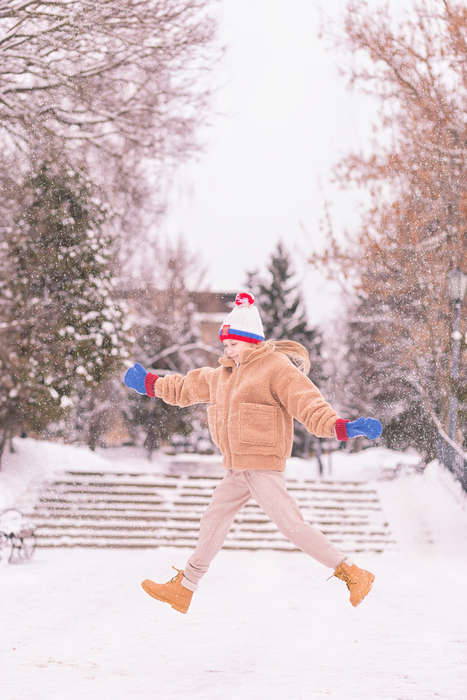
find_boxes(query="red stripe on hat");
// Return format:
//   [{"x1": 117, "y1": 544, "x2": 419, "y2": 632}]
[
  {"x1": 229, "y1": 333, "x2": 261, "y2": 343},
  {"x1": 219, "y1": 324, "x2": 230, "y2": 340},
  {"x1": 219, "y1": 324, "x2": 264, "y2": 344}
]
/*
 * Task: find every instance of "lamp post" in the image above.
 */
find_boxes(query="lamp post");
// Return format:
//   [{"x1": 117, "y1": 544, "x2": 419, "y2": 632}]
[{"x1": 447, "y1": 267, "x2": 466, "y2": 481}]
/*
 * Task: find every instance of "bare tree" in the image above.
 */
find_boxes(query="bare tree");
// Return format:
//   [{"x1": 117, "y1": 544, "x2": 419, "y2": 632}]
[
  {"x1": 0, "y1": 0, "x2": 220, "y2": 222},
  {"x1": 311, "y1": 1, "x2": 466, "y2": 462}
]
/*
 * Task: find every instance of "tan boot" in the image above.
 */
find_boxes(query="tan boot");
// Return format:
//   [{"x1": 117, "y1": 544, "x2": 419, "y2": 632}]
[
  {"x1": 333, "y1": 560, "x2": 375, "y2": 607},
  {"x1": 141, "y1": 567, "x2": 193, "y2": 614}
]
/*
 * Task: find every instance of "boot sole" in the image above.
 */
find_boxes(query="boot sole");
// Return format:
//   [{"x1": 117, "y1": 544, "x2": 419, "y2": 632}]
[{"x1": 141, "y1": 581, "x2": 189, "y2": 614}]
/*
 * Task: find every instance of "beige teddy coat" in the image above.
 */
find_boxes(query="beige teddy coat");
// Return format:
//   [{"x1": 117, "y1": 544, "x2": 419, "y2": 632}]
[{"x1": 154, "y1": 340, "x2": 340, "y2": 471}]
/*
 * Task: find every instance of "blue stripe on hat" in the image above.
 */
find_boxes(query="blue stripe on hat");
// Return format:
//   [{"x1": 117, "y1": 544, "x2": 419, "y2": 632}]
[{"x1": 218, "y1": 327, "x2": 265, "y2": 341}]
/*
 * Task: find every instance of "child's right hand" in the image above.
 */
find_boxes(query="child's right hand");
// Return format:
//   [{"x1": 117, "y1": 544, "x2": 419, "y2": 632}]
[
  {"x1": 347, "y1": 417, "x2": 382, "y2": 440},
  {"x1": 124, "y1": 363, "x2": 159, "y2": 396}
]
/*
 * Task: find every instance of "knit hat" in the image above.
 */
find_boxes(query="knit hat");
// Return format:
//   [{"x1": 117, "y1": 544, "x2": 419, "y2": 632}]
[{"x1": 219, "y1": 292, "x2": 265, "y2": 344}]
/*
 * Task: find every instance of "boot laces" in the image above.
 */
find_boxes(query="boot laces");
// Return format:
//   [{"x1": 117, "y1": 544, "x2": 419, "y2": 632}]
[
  {"x1": 339, "y1": 571, "x2": 354, "y2": 587},
  {"x1": 169, "y1": 566, "x2": 183, "y2": 583},
  {"x1": 328, "y1": 565, "x2": 355, "y2": 587}
]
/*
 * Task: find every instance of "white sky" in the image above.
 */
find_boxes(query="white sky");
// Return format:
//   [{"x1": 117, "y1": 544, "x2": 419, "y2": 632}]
[{"x1": 156, "y1": 0, "x2": 390, "y2": 324}]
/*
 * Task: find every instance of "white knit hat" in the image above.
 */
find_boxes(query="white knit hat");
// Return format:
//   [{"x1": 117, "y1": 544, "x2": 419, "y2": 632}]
[{"x1": 219, "y1": 292, "x2": 265, "y2": 344}]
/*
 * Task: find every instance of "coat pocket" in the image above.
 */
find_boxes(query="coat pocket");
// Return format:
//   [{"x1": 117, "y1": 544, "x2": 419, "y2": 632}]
[
  {"x1": 207, "y1": 404, "x2": 219, "y2": 447},
  {"x1": 239, "y1": 403, "x2": 277, "y2": 447}
]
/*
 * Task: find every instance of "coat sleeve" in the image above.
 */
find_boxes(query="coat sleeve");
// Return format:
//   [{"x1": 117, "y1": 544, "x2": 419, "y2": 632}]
[
  {"x1": 153, "y1": 366, "x2": 216, "y2": 407},
  {"x1": 271, "y1": 361, "x2": 339, "y2": 438}
]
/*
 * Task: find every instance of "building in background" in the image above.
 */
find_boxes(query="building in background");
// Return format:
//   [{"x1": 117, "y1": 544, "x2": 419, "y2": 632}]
[
  {"x1": 101, "y1": 289, "x2": 236, "y2": 448},
  {"x1": 189, "y1": 290, "x2": 236, "y2": 346}
]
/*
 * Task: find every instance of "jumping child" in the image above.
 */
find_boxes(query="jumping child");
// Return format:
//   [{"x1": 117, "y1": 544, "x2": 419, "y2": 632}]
[{"x1": 124, "y1": 292, "x2": 382, "y2": 613}]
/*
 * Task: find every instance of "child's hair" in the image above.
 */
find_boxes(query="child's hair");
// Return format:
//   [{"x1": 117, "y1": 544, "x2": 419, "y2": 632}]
[{"x1": 268, "y1": 340, "x2": 311, "y2": 375}]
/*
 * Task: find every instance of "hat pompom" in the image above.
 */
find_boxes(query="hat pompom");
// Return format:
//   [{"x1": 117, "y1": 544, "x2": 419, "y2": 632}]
[{"x1": 235, "y1": 292, "x2": 255, "y2": 307}]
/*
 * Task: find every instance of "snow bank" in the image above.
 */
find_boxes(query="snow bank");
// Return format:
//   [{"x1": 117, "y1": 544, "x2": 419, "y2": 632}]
[
  {"x1": 380, "y1": 458, "x2": 467, "y2": 557},
  {"x1": 0, "y1": 438, "x2": 116, "y2": 512},
  {"x1": 285, "y1": 445, "x2": 421, "y2": 481}
]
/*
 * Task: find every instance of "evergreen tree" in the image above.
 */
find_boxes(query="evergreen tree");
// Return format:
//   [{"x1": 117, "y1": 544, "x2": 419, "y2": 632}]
[
  {"x1": 339, "y1": 290, "x2": 439, "y2": 460},
  {"x1": 245, "y1": 241, "x2": 326, "y2": 457},
  {"x1": 0, "y1": 163, "x2": 129, "y2": 462}
]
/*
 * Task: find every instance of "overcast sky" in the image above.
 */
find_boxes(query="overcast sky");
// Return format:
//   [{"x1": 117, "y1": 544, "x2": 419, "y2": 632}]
[{"x1": 155, "y1": 0, "x2": 390, "y2": 324}]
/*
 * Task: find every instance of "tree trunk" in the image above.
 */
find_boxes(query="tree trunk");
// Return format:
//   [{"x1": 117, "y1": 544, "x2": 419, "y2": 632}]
[{"x1": 0, "y1": 429, "x2": 7, "y2": 469}]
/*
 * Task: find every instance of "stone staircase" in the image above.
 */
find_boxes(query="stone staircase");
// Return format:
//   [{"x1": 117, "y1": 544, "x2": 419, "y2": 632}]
[{"x1": 26, "y1": 469, "x2": 397, "y2": 554}]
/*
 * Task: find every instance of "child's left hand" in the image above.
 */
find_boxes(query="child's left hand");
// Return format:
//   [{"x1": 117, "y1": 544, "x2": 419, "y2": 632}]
[{"x1": 346, "y1": 417, "x2": 382, "y2": 440}]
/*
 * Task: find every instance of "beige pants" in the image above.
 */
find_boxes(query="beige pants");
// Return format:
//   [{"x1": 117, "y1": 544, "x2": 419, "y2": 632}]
[{"x1": 182, "y1": 469, "x2": 346, "y2": 591}]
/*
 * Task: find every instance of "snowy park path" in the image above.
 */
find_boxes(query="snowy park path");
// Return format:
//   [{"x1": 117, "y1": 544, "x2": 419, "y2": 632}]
[
  {"x1": 1, "y1": 440, "x2": 467, "y2": 699},
  {"x1": 2, "y1": 548, "x2": 467, "y2": 700}
]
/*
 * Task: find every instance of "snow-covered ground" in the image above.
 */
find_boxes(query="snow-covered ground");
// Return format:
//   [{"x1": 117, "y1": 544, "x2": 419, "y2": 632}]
[{"x1": 1, "y1": 439, "x2": 467, "y2": 700}]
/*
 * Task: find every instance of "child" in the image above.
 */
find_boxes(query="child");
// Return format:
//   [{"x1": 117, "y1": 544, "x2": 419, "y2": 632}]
[{"x1": 124, "y1": 292, "x2": 382, "y2": 613}]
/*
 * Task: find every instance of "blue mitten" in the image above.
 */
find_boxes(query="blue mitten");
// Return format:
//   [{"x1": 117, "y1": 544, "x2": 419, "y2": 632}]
[
  {"x1": 124, "y1": 362, "x2": 148, "y2": 394},
  {"x1": 347, "y1": 417, "x2": 382, "y2": 440}
]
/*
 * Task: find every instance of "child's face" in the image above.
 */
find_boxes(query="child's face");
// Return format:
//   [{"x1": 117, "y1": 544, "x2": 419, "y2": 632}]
[{"x1": 223, "y1": 339, "x2": 250, "y2": 363}]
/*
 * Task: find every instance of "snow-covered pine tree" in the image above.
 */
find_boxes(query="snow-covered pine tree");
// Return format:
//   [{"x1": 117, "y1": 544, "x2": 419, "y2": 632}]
[
  {"x1": 0, "y1": 163, "x2": 129, "y2": 462},
  {"x1": 339, "y1": 288, "x2": 439, "y2": 460},
  {"x1": 254, "y1": 242, "x2": 323, "y2": 361},
  {"x1": 245, "y1": 241, "x2": 326, "y2": 457}
]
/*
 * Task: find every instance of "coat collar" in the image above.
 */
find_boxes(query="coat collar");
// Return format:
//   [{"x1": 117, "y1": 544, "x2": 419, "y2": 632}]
[{"x1": 218, "y1": 340, "x2": 275, "y2": 369}]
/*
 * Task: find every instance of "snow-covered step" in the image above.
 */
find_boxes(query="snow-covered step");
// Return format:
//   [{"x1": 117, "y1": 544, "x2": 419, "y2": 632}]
[
  {"x1": 28, "y1": 510, "x2": 389, "y2": 529},
  {"x1": 29, "y1": 512, "x2": 378, "y2": 528},
  {"x1": 34, "y1": 501, "x2": 384, "y2": 521},
  {"x1": 31, "y1": 505, "x2": 385, "y2": 526},
  {"x1": 31, "y1": 521, "x2": 395, "y2": 539},
  {"x1": 33, "y1": 531, "x2": 394, "y2": 552},
  {"x1": 28, "y1": 470, "x2": 396, "y2": 553}
]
